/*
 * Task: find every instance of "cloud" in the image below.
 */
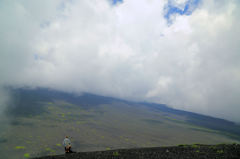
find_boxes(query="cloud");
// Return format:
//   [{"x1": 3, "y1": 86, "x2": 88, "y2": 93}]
[{"x1": 0, "y1": 0, "x2": 240, "y2": 122}]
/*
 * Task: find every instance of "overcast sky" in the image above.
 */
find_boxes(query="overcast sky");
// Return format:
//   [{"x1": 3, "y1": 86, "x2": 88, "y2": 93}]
[{"x1": 0, "y1": 0, "x2": 240, "y2": 122}]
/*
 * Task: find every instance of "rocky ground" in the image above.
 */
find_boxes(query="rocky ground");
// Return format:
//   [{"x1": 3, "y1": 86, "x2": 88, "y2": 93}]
[{"x1": 33, "y1": 144, "x2": 240, "y2": 159}]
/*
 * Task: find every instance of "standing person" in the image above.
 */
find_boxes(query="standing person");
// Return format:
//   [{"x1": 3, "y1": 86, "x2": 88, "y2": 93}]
[{"x1": 63, "y1": 136, "x2": 72, "y2": 153}]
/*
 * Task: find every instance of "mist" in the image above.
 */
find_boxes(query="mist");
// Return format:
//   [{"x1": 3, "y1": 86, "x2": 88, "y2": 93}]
[
  {"x1": 0, "y1": 88, "x2": 8, "y2": 114},
  {"x1": 0, "y1": 0, "x2": 240, "y2": 122}
]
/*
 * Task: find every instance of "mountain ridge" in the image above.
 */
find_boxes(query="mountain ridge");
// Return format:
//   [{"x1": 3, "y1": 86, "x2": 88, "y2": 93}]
[{"x1": 7, "y1": 88, "x2": 240, "y2": 140}]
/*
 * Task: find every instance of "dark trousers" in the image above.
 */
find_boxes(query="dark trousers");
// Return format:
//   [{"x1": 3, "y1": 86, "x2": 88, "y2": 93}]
[{"x1": 65, "y1": 146, "x2": 72, "y2": 153}]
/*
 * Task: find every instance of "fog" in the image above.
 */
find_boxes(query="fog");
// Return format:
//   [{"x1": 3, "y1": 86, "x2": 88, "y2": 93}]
[{"x1": 0, "y1": 0, "x2": 240, "y2": 122}]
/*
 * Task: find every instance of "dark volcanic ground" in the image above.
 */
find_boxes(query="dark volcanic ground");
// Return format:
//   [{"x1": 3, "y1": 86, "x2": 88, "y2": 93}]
[{"x1": 33, "y1": 144, "x2": 240, "y2": 159}]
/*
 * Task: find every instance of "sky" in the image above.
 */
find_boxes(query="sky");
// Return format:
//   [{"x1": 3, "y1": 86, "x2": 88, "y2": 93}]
[{"x1": 0, "y1": 0, "x2": 240, "y2": 122}]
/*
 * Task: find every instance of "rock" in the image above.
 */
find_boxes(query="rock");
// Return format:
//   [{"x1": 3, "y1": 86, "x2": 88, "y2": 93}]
[{"x1": 32, "y1": 144, "x2": 240, "y2": 159}]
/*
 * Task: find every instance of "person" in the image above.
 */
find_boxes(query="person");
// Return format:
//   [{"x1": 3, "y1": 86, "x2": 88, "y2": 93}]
[{"x1": 63, "y1": 136, "x2": 72, "y2": 153}]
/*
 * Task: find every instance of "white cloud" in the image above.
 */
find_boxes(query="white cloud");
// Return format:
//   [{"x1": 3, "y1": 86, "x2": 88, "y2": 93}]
[
  {"x1": 0, "y1": 0, "x2": 240, "y2": 122},
  {"x1": 170, "y1": 0, "x2": 189, "y2": 10}
]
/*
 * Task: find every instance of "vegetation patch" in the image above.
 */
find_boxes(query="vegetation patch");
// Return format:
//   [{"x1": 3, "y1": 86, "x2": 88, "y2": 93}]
[
  {"x1": 45, "y1": 147, "x2": 55, "y2": 153},
  {"x1": 113, "y1": 151, "x2": 119, "y2": 156},
  {"x1": 24, "y1": 153, "x2": 30, "y2": 158},
  {"x1": 15, "y1": 146, "x2": 25, "y2": 149}
]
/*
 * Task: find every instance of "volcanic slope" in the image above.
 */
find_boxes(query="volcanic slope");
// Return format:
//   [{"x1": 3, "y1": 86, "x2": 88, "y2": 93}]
[{"x1": 0, "y1": 88, "x2": 239, "y2": 159}]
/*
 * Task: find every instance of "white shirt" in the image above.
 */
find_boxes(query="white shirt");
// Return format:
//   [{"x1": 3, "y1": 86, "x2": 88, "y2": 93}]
[{"x1": 63, "y1": 138, "x2": 71, "y2": 147}]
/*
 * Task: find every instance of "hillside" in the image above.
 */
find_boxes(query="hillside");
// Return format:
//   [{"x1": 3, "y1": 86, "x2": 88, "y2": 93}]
[
  {"x1": 0, "y1": 88, "x2": 240, "y2": 158},
  {"x1": 34, "y1": 144, "x2": 240, "y2": 159}
]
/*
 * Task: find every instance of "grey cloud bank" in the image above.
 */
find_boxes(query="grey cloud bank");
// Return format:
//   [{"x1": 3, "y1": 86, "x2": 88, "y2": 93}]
[{"x1": 0, "y1": 0, "x2": 240, "y2": 122}]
